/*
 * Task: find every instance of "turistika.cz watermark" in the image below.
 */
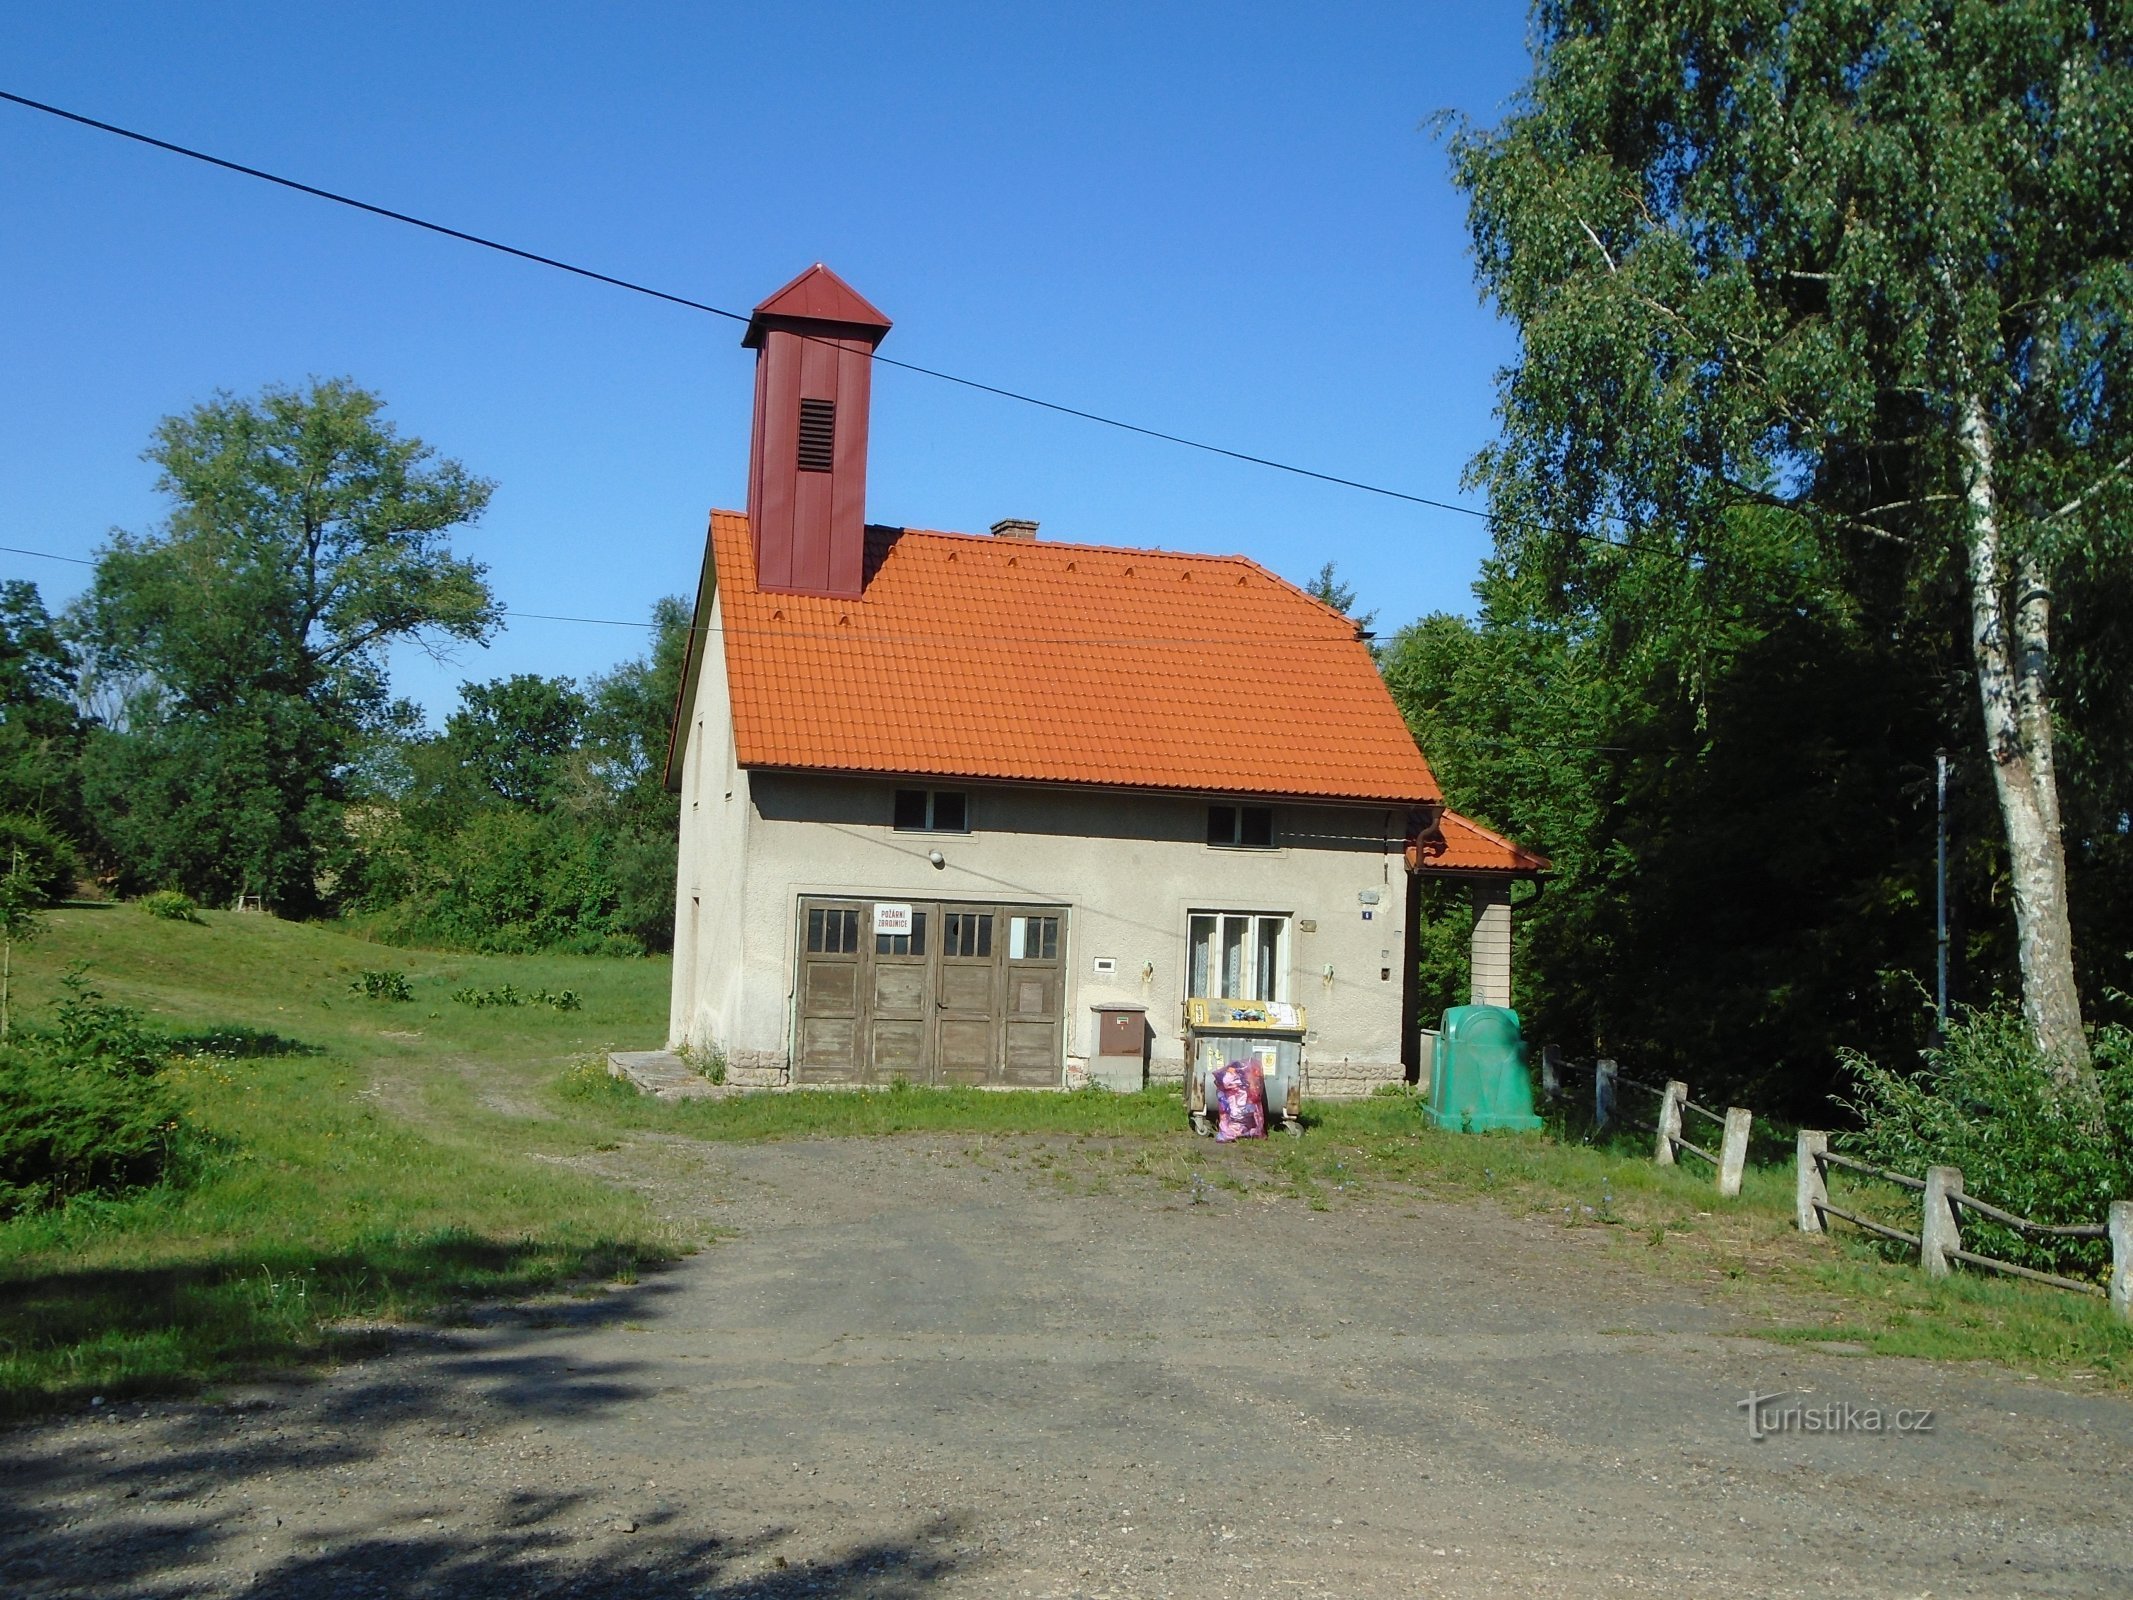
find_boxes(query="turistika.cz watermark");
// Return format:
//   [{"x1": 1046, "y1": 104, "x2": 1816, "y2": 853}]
[{"x1": 1737, "y1": 1390, "x2": 1935, "y2": 1441}]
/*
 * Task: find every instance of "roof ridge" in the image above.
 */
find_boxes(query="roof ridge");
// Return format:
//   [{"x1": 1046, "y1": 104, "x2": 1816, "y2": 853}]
[{"x1": 712, "y1": 508, "x2": 1272, "y2": 571}]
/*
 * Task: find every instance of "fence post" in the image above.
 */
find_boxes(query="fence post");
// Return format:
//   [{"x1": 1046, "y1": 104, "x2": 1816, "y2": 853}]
[
  {"x1": 1717, "y1": 1107, "x2": 1752, "y2": 1198},
  {"x1": 1541, "y1": 1043, "x2": 1561, "y2": 1100},
  {"x1": 1655, "y1": 1080, "x2": 1687, "y2": 1166},
  {"x1": 2110, "y1": 1201, "x2": 2132, "y2": 1323},
  {"x1": 1594, "y1": 1059, "x2": 1616, "y2": 1131},
  {"x1": 1921, "y1": 1165, "x2": 1964, "y2": 1278},
  {"x1": 1796, "y1": 1131, "x2": 1827, "y2": 1232}
]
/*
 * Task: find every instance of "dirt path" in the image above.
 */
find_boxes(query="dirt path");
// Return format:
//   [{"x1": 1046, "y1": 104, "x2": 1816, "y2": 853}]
[{"x1": 5, "y1": 1135, "x2": 2130, "y2": 1598}]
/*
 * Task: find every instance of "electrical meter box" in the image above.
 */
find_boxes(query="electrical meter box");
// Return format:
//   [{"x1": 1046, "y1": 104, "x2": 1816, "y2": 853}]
[
  {"x1": 1089, "y1": 1003, "x2": 1150, "y2": 1091},
  {"x1": 1424, "y1": 1004, "x2": 1544, "y2": 1132}
]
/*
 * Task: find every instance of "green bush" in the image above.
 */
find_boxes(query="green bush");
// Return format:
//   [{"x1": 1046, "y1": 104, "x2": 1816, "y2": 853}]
[
  {"x1": 0, "y1": 813, "x2": 80, "y2": 905},
  {"x1": 450, "y1": 983, "x2": 581, "y2": 1012},
  {"x1": 0, "y1": 1046, "x2": 183, "y2": 1215},
  {"x1": 350, "y1": 969, "x2": 414, "y2": 1002},
  {"x1": 139, "y1": 889, "x2": 203, "y2": 924},
  {"x1": 375, "y1": 809, "x2": 635, "y2": 955},
  {"x1": 42, "y1": 967, "x2": 170, "y2": 1077},
  {"x1": 1841, "y1": 1005, "x2": 2133, "y2": 1279}
]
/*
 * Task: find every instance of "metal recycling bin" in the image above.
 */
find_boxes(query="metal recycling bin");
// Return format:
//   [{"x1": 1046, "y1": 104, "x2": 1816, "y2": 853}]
[{"x1": 1182, "y1": 996, "x2": 1305, "y2": 1136}]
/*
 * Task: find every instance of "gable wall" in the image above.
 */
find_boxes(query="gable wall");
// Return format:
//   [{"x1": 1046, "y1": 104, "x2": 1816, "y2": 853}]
[{"x1": 668, "y1": 586, "x2": 754, "y2": 1057}]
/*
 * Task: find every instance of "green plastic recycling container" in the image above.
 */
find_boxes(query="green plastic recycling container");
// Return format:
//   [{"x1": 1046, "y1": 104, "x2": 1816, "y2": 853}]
[{"x1": 1424, "y1": 1005, "x2": 1544, "y2": 1132}]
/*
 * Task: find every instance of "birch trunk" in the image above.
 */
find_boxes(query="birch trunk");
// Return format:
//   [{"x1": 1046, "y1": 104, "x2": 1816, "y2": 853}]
[{"x1": 1958, "y1": 393, "x2": 2098, "y2": 1106}]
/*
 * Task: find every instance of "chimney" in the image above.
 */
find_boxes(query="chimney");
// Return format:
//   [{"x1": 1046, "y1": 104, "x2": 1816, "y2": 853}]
[
  {"x1": 989, "y1": 518, "x2": 1039, "y2": 540},
  {"x1": 743, "y1": 265, "x2": 892, "y2": 597}
]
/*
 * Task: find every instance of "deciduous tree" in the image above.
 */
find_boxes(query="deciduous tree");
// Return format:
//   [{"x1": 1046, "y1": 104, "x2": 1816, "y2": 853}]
[
  {"x1": 1449, "y1": 1, "x2": 2133, "y2": 1104},
  {"x1": 70, "y1": 380, "x2": 497, "y2": 909}
]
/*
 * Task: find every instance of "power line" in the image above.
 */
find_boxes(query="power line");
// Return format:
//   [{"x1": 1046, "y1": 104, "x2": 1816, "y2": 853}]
[
  {"x1": 0, "y1": 86, "x2": 1703, "y2": 568},
  {"x1": 0, "y1": 537, "x2": 1379, "y2": 641}
]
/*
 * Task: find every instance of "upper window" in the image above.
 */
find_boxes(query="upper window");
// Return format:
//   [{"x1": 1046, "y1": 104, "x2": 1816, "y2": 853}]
[
  {"x1": 797, "y1": 398, "x2": 836, "y2": 472},
  {"x1": 894, "y1": 788, "x2": 968, "y2": 832},
  {"x1": 1207, "y1": 804, "x2": 1275, "y2": 849}
]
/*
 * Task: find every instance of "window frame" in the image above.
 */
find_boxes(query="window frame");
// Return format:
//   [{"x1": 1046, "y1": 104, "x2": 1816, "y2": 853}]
[
  {"x1": 1206, "y1": 803, "x2": 1276, "y2": 850},
  {"x1": 1185, "y1": 909, "x2": 1292, "y2": 1003},
  {"x1": 892, "y1": 787, "x2": 971, "y2": 834}
]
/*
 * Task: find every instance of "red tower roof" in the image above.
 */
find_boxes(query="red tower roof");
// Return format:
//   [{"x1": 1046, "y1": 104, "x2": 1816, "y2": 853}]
[{"x1": 744, "y1": 263, "x2": 892, "y2": 346}]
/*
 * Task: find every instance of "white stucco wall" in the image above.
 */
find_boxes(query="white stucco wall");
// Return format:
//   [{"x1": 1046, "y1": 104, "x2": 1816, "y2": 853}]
[
  {"x1": 672, "y1": 674, "x2": 1416, "y2": 1094},
  {"x1": 668, "y1": 587, "x2": 754, "y2": 1057}
]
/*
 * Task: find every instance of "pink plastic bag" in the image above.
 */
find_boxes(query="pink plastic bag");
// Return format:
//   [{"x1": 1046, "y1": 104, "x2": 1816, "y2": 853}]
[{"x1": 1213, "y1": 1058, "x2": 1267, "y2": 1141}]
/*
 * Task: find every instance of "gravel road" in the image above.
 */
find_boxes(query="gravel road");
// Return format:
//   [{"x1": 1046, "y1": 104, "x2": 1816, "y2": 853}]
[{"x1": 5, "y1": 1134, "x2": 2130, "y2": 1598}]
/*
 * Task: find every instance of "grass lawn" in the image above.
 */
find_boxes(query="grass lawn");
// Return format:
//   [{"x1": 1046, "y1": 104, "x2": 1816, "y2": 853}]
[
  {"x1": 0, "y1": 907, "x2": 678, "y2": 1418},
  {"x1": 4, "y1": 906, "x2": 2128, "y2": 1417}
]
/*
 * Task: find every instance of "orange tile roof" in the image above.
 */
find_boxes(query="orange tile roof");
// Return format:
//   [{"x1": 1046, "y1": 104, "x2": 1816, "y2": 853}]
[
  {"x1": 700, "y1": 510, "x2": 1441, "y2": 806},
  {"x1": 1416, "y1": 810, "x2": 1552, "y2": 875}
]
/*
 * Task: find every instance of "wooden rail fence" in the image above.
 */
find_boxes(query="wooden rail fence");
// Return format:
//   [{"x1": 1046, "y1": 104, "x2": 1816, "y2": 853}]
[
  {"x1": 1539, "y1": 1049, "x2": 1753, "y2": 1198},
  {"x1": 1796, "y1": 1130, "x2": 2133, "y2": 1321}
]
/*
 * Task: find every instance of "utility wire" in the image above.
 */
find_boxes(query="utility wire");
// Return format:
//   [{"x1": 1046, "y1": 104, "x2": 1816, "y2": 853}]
[{"x1": 0, "y1": 86, "x2": 1704, "y2": 566}]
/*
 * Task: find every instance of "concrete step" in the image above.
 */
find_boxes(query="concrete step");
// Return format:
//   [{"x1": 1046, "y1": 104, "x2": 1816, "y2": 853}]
[{"x1": 606, "y1": 1049, "x2": 723, "y2": 1100}]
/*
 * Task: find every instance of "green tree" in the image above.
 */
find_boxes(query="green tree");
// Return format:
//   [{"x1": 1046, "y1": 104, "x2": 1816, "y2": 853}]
[
  {"x1": 1387, "y1": 506, "x2": 1958, "y2": 1116},
  {"x1": 341, "y1": 599, "x2": 692, "y2": 955},
  {"x1": 446, "y1": 674, "x2": 589, "y2": 810},
  {"x1": 1449, "y1": 1, "x2": 2133, "y2": 1104},
  {"x1": 69, "y1": 380, "x2": 497, "y2": 909},
  {"x1": 1303, "y1": 562, "x2": 1377, "y2": 635},
  {"x1": 0, "y1": 582, "x2": 87, "y2": 837},
  {"x1": 0, "y1": 851, "x2": 47, "y2": 1040}
]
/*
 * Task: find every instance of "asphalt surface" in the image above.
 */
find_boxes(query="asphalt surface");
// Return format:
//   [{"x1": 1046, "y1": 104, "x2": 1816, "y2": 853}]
[{"x1": 5, "y1": 1135, "x2": 2131, "y2": 1597}]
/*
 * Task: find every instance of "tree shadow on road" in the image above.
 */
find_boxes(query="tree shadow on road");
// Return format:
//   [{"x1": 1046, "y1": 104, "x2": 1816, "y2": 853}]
[
  {"x1": 0, "y1": 1230, "x2": 676, "y2": 1418},
  {"x1": 1, "y1": 1255, "x2": 982, "y2": 1598}
]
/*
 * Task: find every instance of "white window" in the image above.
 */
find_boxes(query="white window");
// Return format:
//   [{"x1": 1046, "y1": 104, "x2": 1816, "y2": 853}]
[{"x1": 1187, "y1": 911, "x2": 1289, "y2": 1002}]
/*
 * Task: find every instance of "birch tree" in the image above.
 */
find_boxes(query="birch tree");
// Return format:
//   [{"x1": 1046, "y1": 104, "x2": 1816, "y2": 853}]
[{"x1": 1450, "y1": 1, "x2": 2133, "y2": 1104}]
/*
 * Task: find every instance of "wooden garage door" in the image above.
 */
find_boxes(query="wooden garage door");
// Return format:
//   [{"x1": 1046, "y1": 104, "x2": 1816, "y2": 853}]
[{"x1": 794, "y1": 898, "x2": 1067, "y2": 1087}]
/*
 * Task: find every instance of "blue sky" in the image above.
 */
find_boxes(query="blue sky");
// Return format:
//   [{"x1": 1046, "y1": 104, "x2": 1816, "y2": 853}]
[{"x1": 0, "y1": 3, "x2": 1532, "y2": 720}]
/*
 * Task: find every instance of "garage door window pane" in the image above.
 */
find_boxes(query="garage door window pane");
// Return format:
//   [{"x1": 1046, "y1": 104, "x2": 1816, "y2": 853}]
[
  {"x1": 877, "y1": 910, "x2": 927, "y2": 957},
  {"x1": 1010, "y1": 915, "x2": 1059, "y2": 960},
  {"x1": 946, "y1": 913, "x2": 993, "y2": 958}
]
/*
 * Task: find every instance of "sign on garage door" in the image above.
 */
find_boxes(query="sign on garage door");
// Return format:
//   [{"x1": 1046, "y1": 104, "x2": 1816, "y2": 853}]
[{"x1": 795, "y1": 898, "x2": 1067, "y2": 1086}]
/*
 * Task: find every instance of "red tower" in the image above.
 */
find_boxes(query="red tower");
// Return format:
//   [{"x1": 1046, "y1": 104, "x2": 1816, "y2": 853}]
[{"x1": 742, "y1": 264, "x2": 892, "y2": 597}]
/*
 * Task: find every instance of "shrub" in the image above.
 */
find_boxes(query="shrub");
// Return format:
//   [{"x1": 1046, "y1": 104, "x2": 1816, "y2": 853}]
[
  {"x1": 350, "y1": 969, "x2": 414, "y2": 1002},
  {"x1": 0, "y1": 1046, "x2": 183, "y2": 1215},
  {"x1": 450, "y1": 984, "x2": 580, "y2": 1012},
  {"x1": 139, "y1": 889, "x2": 203, "y2": 924},
  {"x1": 1841, "y1": 1004, "x2": 2133, "y2": 1278},
  {"x1": 43, "y1": 967, "x2": 169, "y2": 1077},
  {"x1": 0, "y1": 813, "x2": 81, "y2": 905}
]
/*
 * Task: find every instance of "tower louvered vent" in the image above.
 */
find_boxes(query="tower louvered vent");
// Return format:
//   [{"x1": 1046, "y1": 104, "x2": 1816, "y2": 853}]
[{"x1": 796, "y1": 398, "x2": 836, "y2": 472}]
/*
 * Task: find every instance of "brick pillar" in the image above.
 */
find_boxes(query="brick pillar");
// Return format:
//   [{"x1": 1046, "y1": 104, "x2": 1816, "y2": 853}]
[{"x1": 1469, "y1": 879, "x2": 1512, "y2": 1008}]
